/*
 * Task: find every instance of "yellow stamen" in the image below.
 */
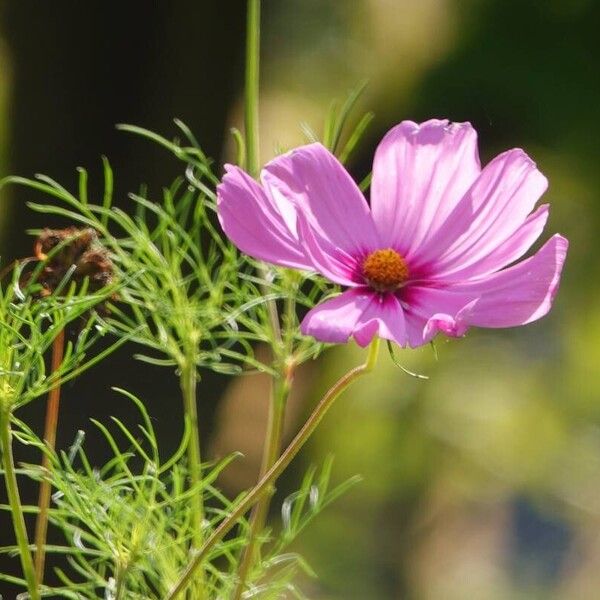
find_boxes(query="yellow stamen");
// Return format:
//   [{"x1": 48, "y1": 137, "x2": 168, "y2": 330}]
[{"x1": 362, "y1": 248, "x2": 409, "y2": 292}]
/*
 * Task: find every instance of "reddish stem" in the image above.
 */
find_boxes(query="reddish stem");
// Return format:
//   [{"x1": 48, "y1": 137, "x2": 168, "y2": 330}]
[{"x1": 34, "y1": 328, "x2": 65, "y2": 583}]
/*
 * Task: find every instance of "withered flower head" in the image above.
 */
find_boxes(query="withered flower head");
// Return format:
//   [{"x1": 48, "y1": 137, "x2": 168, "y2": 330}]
[{"x1": 31, "y1": 227, "x2": 114, "y2": 297}]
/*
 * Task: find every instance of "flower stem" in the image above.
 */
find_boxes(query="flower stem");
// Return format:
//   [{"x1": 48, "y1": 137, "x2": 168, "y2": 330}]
[
  {"x1": 166, "y1": 339, "x2": 380, "y2": 600},
  {"x1": 114, "y1": 559, "x2": 132, "y2": 600},
  {"x1": 244, "y1": 0, "x2": 281, "y2": 341},
  {"x1": 0, "y1": 407, "x2": 40, "y2": 600},
  {"x1": 243, "y1": 0, "x2": 283, "y2": 371},
  {"x1": 232, "y1": 370, "x2": 291, "y2": 599},
  {"x1": 180, "y1": 361, "x2": 206, "y2": 596},
  {"x1": 245, "y1": 0, "x2": 261, "y2": 178},
  {"x1": 234, "y1": 0, "x2": 292, "y2": 593},
  {"x1": 34, "y1": 327, "x2": 65, "y2": 583}
]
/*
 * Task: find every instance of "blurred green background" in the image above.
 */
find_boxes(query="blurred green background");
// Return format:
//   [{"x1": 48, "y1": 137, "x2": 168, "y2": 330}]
[{"x1": 0, "y1": 1, "x2": 598, "y2": 598}]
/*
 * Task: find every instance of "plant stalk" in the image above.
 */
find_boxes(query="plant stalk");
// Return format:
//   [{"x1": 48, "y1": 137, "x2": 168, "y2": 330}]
[
  {"x1": 245, "y1": 0, "x2": 261, "y2": 178},
  {"x1": 244, "y1": 0, "x2": 281, "y2": 342},
  {"x1": 234, "y1": 0, "x2": 292, "y2": 593},
  {"x1": 243, "y1": 0, "x2": 282, "y2": 360},
  {"x1": 0, "y1": 408, "x2": 41, "y2": 600},
  {"x1": 114, "y1": 559, "x2": 132, "y2": 600},
  {"x1": 34, "y1": 327, "x2": 65, "y2": 583},
  {"x1": 166, "y1": 339, "x2": 380, "y2": 599},
  {"x1": 180, "y1": 361, "x2": 206, "y2": 597},
  {"x1": 232, "y1": 372, "x2": 291, "y2": 599},
  {"x1": 181, "y1": 363, "x2": 204, "y2": 540}
]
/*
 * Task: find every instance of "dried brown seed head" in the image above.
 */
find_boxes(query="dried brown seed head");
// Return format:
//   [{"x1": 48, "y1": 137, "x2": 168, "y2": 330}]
[{"x1": 29, "y1": 227, "x2": 114, "y2": 297}]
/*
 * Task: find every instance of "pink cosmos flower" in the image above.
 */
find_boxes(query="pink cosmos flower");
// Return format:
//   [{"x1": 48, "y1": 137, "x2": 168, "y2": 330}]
[{"x1": 217, "y1": 119, "x2": 568, "y2": 348}]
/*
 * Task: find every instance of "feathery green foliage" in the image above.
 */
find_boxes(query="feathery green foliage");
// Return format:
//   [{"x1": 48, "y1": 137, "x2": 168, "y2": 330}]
[{"x1": 0, "y1": 22, "x2": 377, "y2": 593}]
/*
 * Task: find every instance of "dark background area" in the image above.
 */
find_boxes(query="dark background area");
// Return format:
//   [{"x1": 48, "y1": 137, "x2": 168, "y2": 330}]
[{"x1": 0, "y1": 2, "x2": 245, "y2": 595}]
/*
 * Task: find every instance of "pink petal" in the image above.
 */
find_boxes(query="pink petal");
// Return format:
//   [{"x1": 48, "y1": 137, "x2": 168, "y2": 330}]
[
  {"x1": 438, "y1": 204, "x2": 550, "y2": 281},
  {"x1": 417, "y1": 149, "x2": 548, "y2": 276},
  {"x1": 296, "y1": 212, "x2": 361, "y2": 287},
  {"x1": 403, "y1": 312, "x2": 433, "y2": 349},
  {"x1": 402, "y1": 286, "x2": 472, "y2": 347},
  {"x1": 301, "y1": 289, "x2": 372, "y2": 344},
  {"x1": 301, "y1": 288, "x2": 407, "y2": 347},
  {"x1": 423, "y1": 301, "x2": 478, "y2": 340},
  {"x1": 449, "y1": 234, "x2": 568, "y2": 328},
  {"x1": 262, "y1": 143, "x2": 380, "y2": 256},
  {"x1": 403, "y1": 305, "x2": 473, "y2": 348},
  {"x1": 402, "y1": 234, "x2": 568, "y2": 345},
  {"x1": 353, "y1": 293, "x2": 407, "y2": 347},
  {"x1": 217, "y1": 165, "x2": 311, "y2": 269},
  {"x1": 370, "y1": 120, "x2": 481, "y2": 257}
]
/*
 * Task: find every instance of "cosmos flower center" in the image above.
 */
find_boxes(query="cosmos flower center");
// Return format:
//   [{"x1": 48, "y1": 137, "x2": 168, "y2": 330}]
[{"x1": 362, "y1": 248, "x2": 409, "y2": 292}]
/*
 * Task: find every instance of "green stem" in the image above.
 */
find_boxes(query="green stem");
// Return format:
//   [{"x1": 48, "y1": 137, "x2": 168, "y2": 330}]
[
  {"x1": 0, "y1": 408, "x2": 40, "y2": 600},
  {"x1": 245, "y1": 0, "x2": 261, "y2": 178},
  {"x1": 166, "y1": 339, "x2": 380, "y2": 600},
  {"x1": 114, "y1": 561, "x2": 130, "y2": 600},
  {"x1": 180, "y1": 362, "x2": 205, "y2": 597},
  {"x1": 244, "y1": 0, "x2": 280, "y2": 343},
  {"x1": 232, "y1": 373, "x2": 291, "y2": 599},
  {"x1": 234, "y1": 1, "x2": 291, "y2": 593}
]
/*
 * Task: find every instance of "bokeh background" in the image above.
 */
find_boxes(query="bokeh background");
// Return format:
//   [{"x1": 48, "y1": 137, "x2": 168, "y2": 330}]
[{"x1": 0, "y1": 1, "x2": 598, "y2": 598}]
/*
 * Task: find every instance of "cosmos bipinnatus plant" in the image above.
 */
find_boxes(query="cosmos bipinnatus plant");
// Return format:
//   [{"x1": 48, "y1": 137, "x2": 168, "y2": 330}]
[{"x1": 0, "y1": 1, "x2": 567, "y2": 599}]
